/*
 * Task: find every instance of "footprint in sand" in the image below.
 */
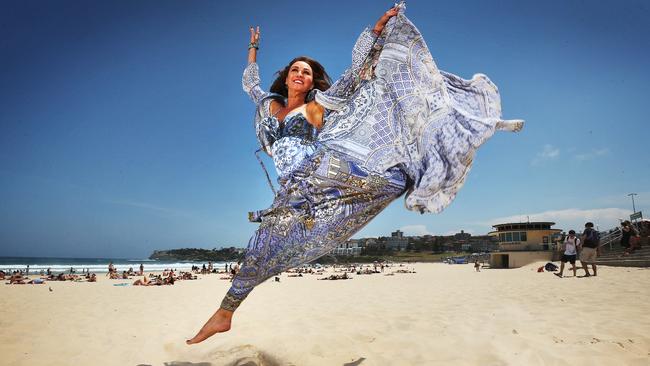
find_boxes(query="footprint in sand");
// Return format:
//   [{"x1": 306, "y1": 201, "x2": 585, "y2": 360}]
[{"x1": 164, "y1": 342, "x2": 177, "y2": 354}]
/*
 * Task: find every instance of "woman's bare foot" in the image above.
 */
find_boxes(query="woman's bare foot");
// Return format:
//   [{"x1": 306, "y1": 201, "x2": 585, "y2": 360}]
[{"x1": 186, "y1": 308, "x2": 234, "y2": 345}]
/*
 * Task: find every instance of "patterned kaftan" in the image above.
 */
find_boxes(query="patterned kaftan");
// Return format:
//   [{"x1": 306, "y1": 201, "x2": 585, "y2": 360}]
[{"x1": 221, "y1": 7, "x2": 522, "y2": 311}]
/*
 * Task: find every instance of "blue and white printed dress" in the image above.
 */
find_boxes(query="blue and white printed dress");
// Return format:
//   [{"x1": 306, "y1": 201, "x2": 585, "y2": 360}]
[{"x1": 221, "y1": 8, "x2": 522, "y2": 311}]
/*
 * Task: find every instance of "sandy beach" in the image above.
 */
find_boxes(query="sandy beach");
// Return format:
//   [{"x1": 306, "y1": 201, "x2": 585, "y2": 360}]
[{"x1": 1, "y1": 263, "x2": 649, "y2": 366}]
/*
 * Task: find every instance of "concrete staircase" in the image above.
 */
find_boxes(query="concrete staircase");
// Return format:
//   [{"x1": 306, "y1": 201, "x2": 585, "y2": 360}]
[
  {"x1": 595, "y1": 223, "x2": 650, "y2": 267},
  {"x1": 596, "y1": 245, "x2": 650, "y2": 267}
]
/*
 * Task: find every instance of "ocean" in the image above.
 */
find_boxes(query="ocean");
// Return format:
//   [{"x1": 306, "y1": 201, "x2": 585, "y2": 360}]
[{"x1": 0, "y1": 256, "x2": 231, "y2": 274}]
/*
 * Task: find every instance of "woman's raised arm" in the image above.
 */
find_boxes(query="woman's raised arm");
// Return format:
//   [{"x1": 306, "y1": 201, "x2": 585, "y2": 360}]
[
  {"x1": 317, "y1": 6, "x2": 399, "y2": 105},
  {"x1": 372, "y1": 7, "x2": 399, "y2": 36},
  {"x1": 242, "y1": 26, "x2": 268, "y2": 104},
  {"x1": 247, "y1": 26, "x2": 260, "y2": 64}
]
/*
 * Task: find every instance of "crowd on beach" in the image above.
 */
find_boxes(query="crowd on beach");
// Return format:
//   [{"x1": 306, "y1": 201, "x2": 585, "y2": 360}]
[
  {"x1": 2, "y1": 259, "x2": 420, "y2": 286},
  {"x1": 289, "y1": 262, "x2": 415, "y2": 280},
  {"x1": 4, "y1": 220, "x2": 642, "y2": 286},
  {"x1": 1, "y1": 267, "x2": 98, "y2": 284}
]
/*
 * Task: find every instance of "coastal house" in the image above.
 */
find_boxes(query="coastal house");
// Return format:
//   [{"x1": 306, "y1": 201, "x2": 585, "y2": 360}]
[
  {"x1": 488, "y1": 222, "x2": 563, "y2": 268},
  {"x1": 333, "y1": 239, "x2": 363, "y2": 256}
]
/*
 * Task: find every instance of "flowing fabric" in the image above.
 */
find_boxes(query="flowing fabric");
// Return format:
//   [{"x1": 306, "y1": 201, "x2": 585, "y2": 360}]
[
  {"x1": 221, "y1": 6, "x2": 522, "y2": 311},
  {"x1": 316, "y1": 10, "x2": 523, "y2": 213}
]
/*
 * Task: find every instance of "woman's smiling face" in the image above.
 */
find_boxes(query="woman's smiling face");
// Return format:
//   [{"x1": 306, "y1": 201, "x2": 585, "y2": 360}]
[{"x1": 285, "y1": 61, "x2": 314, "y2": 93}]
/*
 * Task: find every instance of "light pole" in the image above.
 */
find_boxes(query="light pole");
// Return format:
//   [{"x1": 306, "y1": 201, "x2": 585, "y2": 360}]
[{"x1": 628, "y1": 193, "x2": 637, "y2": 213}]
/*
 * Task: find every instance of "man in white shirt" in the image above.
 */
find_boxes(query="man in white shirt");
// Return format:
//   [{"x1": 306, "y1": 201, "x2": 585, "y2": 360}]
[{"x1": 555, "y1": 230, "x2": 580, "y2": 278}]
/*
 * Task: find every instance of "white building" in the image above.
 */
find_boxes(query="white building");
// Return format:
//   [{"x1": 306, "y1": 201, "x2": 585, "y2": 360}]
[{"x1": 333, "y1": 239, "x2": 363, "y2": 256}]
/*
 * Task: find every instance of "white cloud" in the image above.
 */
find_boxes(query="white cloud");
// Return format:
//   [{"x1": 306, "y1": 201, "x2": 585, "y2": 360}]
[
  {"x1": 477, "y1": 207, "x2": 633, "y2": 232},
  {"x1": 574, "y1": 148, "x2": 610, "y2": 161},
  {"x1": 531, "y1": 144, "x2": 560, "y2": 166},
  {"x1": 399, "y1": 225, "x2": 473, "y2": 237},
  {"x1": 399, "y1": 225, "x2": 433, "y2": 236}
]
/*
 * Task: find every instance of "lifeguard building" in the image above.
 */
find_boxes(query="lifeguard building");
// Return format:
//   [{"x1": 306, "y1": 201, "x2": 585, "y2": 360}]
[{"x1": 488, "y1": 221, "x2": 562, "y2": 268}]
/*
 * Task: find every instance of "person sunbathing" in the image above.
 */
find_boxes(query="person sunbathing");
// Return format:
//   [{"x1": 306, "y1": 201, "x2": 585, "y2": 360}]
[
  {"x1": 318, "y1": 273, "x2": 350, "y2": 281},
  {"x1": 164, "y1": 273, "x2": 175, "y2": 285},
  {"x1": 179, "y1": 272, "x2": 194, "y2": 280},
  {"x1": 8, "y1": 274, "x2": 26, "y2": 284},
  {"x1": 133, "y1": 276, "x2": 150, "y2": 286},
  {"x1": 394, "y1": 269, "x2": 416, "y2": 274}
]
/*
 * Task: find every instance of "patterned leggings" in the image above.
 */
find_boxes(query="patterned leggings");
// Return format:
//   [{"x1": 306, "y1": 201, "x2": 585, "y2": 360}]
[{"x1": 220, "y1": 150, "x2": 407, "y2": 311}]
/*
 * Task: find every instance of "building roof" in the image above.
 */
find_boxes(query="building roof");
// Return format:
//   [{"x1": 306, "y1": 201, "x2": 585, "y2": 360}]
[{"x1": 492, "y1": 221, "x2": 556, "y2": 228}]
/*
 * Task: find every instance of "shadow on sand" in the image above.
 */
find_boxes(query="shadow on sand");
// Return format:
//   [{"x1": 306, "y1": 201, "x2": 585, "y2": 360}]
[
  {"x1": 343, "y1": 357, "x2": 366, "y2": 366},
  {"x1": 141, "y1": 345, "x2": 365, "y2": 366},
  {"x1": 142, "y1": 345, "x2": 283, "y2": 366}
]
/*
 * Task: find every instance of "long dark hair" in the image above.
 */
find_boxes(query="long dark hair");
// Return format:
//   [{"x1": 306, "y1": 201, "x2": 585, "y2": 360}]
[{"x1": 270, "y1": 56, "x2": 331, "y2": 102}]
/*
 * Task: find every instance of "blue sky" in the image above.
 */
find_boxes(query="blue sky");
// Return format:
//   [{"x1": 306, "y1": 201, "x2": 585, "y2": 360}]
[{"x1": 1, "y1": 0, "x2": 648, "y2": 258}]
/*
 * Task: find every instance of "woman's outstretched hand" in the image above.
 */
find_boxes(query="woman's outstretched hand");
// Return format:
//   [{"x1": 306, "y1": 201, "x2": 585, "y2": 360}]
[
  {"x1": 249, "y1": 26, "x2": 260, "y2": 45},
  {"x1": 373, "y1": 6, "x2": 399, "y2": 35},
  {"x1": 247, "y1": 26, "x2": 260, "y2": 64}
]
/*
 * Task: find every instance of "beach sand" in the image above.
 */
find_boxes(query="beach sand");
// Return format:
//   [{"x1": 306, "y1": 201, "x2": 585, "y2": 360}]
[{"x1": 1, "y1": 263, "x2": 649, "y2": 365}]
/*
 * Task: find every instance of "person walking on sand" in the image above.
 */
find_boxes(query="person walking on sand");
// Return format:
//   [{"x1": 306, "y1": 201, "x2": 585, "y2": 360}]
[
  {"x1": 474, "y1": 260, "x2": 480, "y2": 272},
  {"x1": 555, "y1": 230, "x2": 579, "y2": 278},
  {"x1": 579, "y1": 222, "x2": 600, "y2": 277}
]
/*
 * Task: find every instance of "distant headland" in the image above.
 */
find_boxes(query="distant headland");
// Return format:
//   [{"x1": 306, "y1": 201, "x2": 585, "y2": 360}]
[{"x1": 149, "y1": 247, "x2": 245, "y2": 261}]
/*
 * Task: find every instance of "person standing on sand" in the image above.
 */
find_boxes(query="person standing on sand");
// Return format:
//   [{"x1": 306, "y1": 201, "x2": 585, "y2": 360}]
[
  {"x1": 580, "y1": 222, "x2": 600, "y2": 277},
  {"x1": 555, "y1": 230, "x2": 579, "y2": 278}
]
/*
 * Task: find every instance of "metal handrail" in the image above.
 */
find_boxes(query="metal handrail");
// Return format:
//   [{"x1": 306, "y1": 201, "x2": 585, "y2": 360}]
[
  {"x1": 598, "y1": 221, "x2": 646, "y2": 250},
  {"x1": 598, "y1": 228, "x2": 622, "y2": 250}
]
